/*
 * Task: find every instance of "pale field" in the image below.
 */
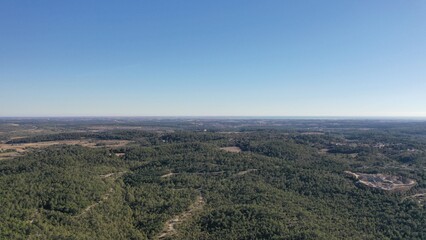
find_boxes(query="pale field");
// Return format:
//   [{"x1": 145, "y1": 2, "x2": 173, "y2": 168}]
[{"x1": 220, "y1": 146, "x2": 242, "y2": 153}]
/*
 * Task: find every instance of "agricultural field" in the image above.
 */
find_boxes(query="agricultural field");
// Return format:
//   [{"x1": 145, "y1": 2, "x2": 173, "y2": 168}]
[{"x1": 0, "y1": 118, "x2": 425, "y2": 239}]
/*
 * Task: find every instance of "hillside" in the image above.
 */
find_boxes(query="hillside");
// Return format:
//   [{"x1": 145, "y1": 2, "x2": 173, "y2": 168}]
[{"x1": 0, "y1": 119, "x2": 425, "y2": 239}]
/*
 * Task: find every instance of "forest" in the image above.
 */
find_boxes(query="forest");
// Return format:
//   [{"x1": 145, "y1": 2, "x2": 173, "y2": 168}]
[{"x1": 0, "y1": 118, "x2": 425, "y2": 239}]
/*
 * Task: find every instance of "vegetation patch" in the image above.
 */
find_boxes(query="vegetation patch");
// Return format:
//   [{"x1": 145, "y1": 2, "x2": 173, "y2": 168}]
[
  {"x1": 405, "y1": 192, "x2": 426, "y2": 206},
  {"x1": 1, "y1": 119, "x2": 426, "y2": 239},
  {"x1": 0, "y1": 139, "x2": 131, "y2": 160}
]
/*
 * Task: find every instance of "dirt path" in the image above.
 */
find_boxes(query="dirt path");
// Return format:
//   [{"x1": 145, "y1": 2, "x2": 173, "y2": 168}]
[
  {"x1": 100, "y1": 171, "x2": 126, "y2": 179},
  {"x1": 100, "y1": 173, "x2": 115, "y2": 178},
  {"x1": 161, "y1": 172, "x2": 175, "y2": 178},
  {"x1": 77, "y1": 188, "x2": 113, "y2": 217},
  {"x1": 234, "y1": 169, "x2": 257, "y2": 176},
  {"x1": 410, "y1": 193, "x2": 426, "y2": 198},
  {"x1": 220, "y1": 146, "x2": 242, "y2": 153},
  {"x1": 77, "y1": 171, "x2": 126, "y2": 217},
  {"x1": 157, "y1": 192, "x2": 205, "y2": 239}
]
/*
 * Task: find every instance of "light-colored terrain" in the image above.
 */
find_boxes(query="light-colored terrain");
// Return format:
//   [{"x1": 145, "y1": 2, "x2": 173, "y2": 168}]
[
  {"x1": 157, "y1": 193, "x2": 205, "y2": 239},
  {"x1": 344, "y1": 171, "x2": 416, "y2": 191},
  {"x1": 77, "y1": 172, "x2": 126, "y2": 217},
  {"x1": 301, "y1": 132, "x2": 324, "y2": 135},
  {"x1": 77, "y1": 187, "x2": 114, "y2": 217},
  {"x1": 220, "y1": 146, "x2": 242, "y2": 153},
  {"x1": 235, "y1": 169, "x2": 257, "y2": 176},
  {"x1": 114, "y1": 152, "x2": 126, "y2": 157},
  {"x1": 161, "y1": 172, "x2": 176, "y2": 178}
]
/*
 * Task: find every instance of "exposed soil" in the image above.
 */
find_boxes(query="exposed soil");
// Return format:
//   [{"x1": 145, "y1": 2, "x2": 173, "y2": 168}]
[
  {"x1": 100, "y1": 173, "x2": 115, "y2": 179},
  {"x1": 77, "y1": 188, "x2": 114, "y2": 217},
  {"x1": 301, "y1": 132, "x2": 324, "y2": 135},
  {"x1": 344, "y1": 171, "x2": 416, "y2": 191},
  {"x1": 0, "y1": 151, "x2": 21, "y2": 160},
  {"x1": 318, "y1": 148, "x2": 329, "y2": 154},
  {"x1": 220, "y1": 146, "x2": 242, "y2": 153},
  {"x1": 161, "y1": 172, "x2": 176, "y2": 178},
  {"x1": 235, "y1": 169, "x2": 257, "y2": 176},
  {"x1": 157, "y1": 193, "x2": 205, "y2": 239},
  {"x1": 77, "y1": 172, "x2": 126, "y2": 217},
  {"x1": 100, "y1": 171, "x2": 126, "y2": 180}
]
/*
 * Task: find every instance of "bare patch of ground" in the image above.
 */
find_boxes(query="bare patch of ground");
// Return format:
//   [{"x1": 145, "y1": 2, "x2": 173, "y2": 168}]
[
  {"x1": 234, "y1": 169, "x2": 257, "y2": 176},
  {"x1": 100, "y1": 173, "x2": 115, "y2": 179},
  {"x1": 344, "y1": 171, "x2": 416, "y2": 191},
  {"x1": 157, "y1": 192, "x2": 205, "y2": 239},
  {"x1": 77, "y1": 188, "x2": 114, "y2": 217},
  {"x1": 220, "y1": 146, "x2": 242, "y2": 153},
  {"x1": 318, "y1": 148, "x2": 329, "y2": 154},
  {"x1": 0, "y1": 150, "x2": 21, "y2": 160},
  {"x1": 161, "y1": 172, "x2": 176, "y2": 178},
  {"x1": 77, "y1": 172, "x2": 126, "y2": 217},
  {"x1": 100, "y1": 171, "x2": 126, "y2": 180},
  {"x1": 301, "y1": 132, "x2": 324, "y2": 135}
]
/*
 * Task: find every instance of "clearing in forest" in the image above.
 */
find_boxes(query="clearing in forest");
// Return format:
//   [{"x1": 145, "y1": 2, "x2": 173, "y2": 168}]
[
  {"x1": 344, "y1": 171, "x2": 416, "y2": 191},
  {"x1": 234, "y1": 169, "x2": 257, "y2": 176},
  {"x1": 220, "y1": 146, "x2": 242, "y2": 153},
  {"x1": 100, "y1": 171, "x2": 126, "y2": 180},
  {"x1": 161, "y1": 172, "x2": 176, "y2": 178}
]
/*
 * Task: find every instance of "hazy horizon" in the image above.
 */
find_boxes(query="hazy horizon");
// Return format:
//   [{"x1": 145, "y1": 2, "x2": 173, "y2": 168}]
[
  {"x1": 1, "y1": 1, "x2": 425, "y2": 117},
  {"x1": 0, "y1": 115, "x2": 426, "y2": 121}
]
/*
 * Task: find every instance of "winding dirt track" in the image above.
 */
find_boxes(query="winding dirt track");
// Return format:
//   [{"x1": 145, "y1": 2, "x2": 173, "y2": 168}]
[
  {"x1": 78, "y1": 188, "x2": 114, "y2": 216},
  {"x1": 157, "y1": 193, "x2": 205, "y2": 239},
  {"x1": 76, "y1": 171, "x2": 126, "y2": 217}
]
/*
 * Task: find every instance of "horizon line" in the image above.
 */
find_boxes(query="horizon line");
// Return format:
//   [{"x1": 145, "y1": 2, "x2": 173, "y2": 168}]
[{"x1": 1, "y1": 115, "x2": 426, "y2": 120}]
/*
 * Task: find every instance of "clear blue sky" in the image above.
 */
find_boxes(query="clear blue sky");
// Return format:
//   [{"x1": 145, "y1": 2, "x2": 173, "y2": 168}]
[{"x1": 1, "y1": 0, "x2": 425, "y2": 117}]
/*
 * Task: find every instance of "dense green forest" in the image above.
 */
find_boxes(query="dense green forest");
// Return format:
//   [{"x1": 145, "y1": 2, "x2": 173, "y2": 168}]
[{"x1": 0, "y1": 119, "x2": 425, "y2": 239}]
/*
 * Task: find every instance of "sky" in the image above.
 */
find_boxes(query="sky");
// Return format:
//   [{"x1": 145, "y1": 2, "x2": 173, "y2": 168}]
[{"x1": 0, "y1": 0, "x2": 425, "y2": 117}]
